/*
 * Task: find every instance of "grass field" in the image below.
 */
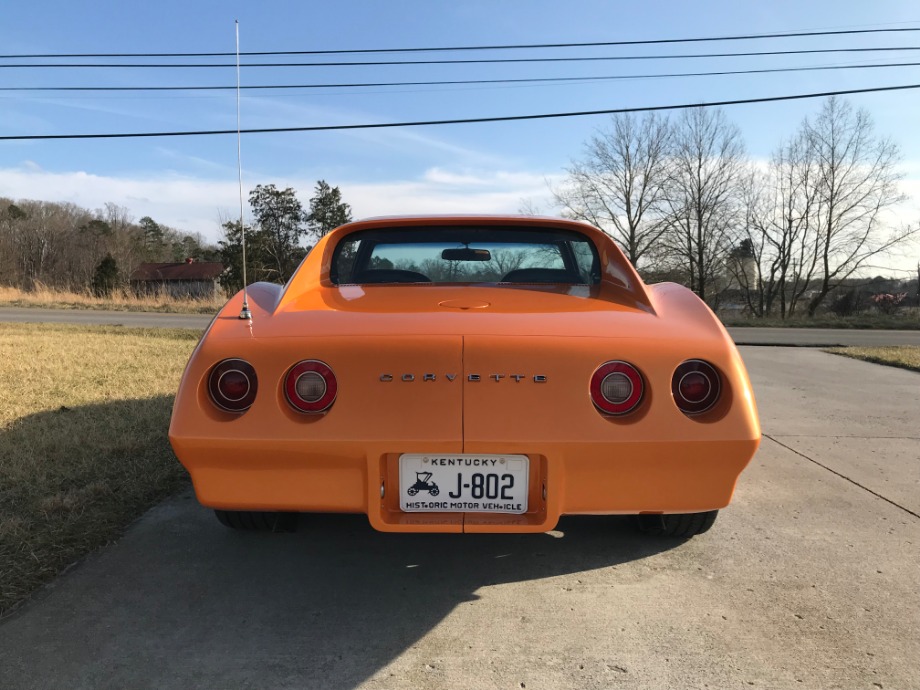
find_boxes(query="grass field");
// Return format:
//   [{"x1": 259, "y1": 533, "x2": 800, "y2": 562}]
[
  {"x1": 0, "y1": 284, "x2": 224, "y2": 315},
  {"x1": 0, "y1": 323, "x2": 199, "y2": 616},
  {"x1": 825, "y1": 345, "x2": 920, "y2": 373}
]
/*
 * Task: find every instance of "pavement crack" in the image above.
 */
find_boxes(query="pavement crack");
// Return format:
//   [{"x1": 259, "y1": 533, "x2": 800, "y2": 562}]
[{"x1": 763, "y1": 433, "x2": 920, "y2": 521}]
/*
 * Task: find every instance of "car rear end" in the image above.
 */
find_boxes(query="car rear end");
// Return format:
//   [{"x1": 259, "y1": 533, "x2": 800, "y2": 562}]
[{"x1": 169, "y1": 216, "x2": 760, "y2": 533}]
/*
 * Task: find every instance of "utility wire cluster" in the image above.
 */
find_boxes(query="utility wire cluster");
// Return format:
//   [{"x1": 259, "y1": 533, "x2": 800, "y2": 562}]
[
  {"x1": 2, "y1": 24, "x2": 919, "y2": 140},
  {"x1": 3, "y1": 84, "x2": 918, "y2": 142}
]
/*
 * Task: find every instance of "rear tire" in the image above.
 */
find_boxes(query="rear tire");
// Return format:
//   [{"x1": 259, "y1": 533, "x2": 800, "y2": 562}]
[
  {"x1": 636, "y1": 510, "x2": 718, "y2": 538},
  {"x1": 214, "y1": 510, "x2": 298, "y2": 532}
]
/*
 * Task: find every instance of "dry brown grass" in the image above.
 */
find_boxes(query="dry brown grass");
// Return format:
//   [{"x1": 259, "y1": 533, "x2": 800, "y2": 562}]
[
  {"x1": 721, "y1": 309, "x2": 920, "y2": 330},
  {"x1": 825, "y1": 346, "x2": 920, "y2": 373},
  {"x1": 0, "y1": 283, "x2": 224, "y2": 314},
  {"x1": 0, "y1": 323, "x2": 199, "y2": 616}
]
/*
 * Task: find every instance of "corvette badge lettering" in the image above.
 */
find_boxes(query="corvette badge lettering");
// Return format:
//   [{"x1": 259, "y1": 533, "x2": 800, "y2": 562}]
[{"x1": 380, "y1": 373, "x2": 546, "y2": 382}]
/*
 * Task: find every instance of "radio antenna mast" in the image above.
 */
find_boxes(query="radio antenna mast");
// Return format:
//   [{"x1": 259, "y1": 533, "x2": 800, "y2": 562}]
[{"x1": 235, "y1": 20, "x2": 252, "y2": 321}]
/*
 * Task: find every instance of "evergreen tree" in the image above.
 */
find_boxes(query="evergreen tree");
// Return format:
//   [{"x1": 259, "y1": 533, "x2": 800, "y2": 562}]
[
  {"x1": 249, "y1": 184, "x2": 309, "y2": 282},
  {"x1": 139, "y1": 216, "x2": 164, "y2": 257},
  {"x1": 218, "y1": 220, "x2": 268, "y2": 293},
  {"x1": 307, "y1": 180, "x2": 352, "y2": 240},
  {"x1": 91, "y1": 253, "x2": 119, "y2": 296},
  {"x1": 219, "y1": 181, "x2": 352, "y2": 292}
]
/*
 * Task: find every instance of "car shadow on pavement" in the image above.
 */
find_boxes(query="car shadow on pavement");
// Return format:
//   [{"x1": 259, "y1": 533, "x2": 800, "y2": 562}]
[{"x1": 0, "y1": 482, "x2": 686, "y2": 689}]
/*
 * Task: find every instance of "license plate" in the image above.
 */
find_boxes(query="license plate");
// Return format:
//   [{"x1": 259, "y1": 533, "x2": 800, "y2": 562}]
[{"x1": 399, "y1": 454, "x2": 529, "y2": 514}]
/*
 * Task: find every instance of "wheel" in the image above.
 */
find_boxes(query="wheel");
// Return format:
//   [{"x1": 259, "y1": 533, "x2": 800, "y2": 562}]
[
  {"x1": 214, "y1": 510, "x2": 298, "y2": 532},
  {"x1": 429, "y1": 487, "x2": 440, "y2": 496},
  {"x1": 636, "y1": 510, "x2": 718, "y2": 538},
  {"x1": 407, "y1": 487, "x2": 419, "y2": 496}
]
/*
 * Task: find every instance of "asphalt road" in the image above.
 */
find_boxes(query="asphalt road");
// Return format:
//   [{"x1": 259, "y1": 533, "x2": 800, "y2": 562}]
[
  {"x1": 0, "y1": 306, "x2": 212, "y2": 330},
  {"x1": 0, "y1": 347, "x2": 918, "y2": 689},
  {"x1": 2, "y1": 306, "x2": 920, "y2": 346}
]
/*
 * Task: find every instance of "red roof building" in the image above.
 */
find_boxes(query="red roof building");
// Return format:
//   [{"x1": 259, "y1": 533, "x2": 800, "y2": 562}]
[{"x1": 130, "y1": 259, "x2": 225, "y2": 298}]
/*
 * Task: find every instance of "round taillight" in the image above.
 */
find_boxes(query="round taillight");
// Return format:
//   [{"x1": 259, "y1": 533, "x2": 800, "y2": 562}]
[
  {"x1": 285, "y1": 360, "x2": 337, "y2": 413},
  {"x1": 590, "y1": 361, "x2": 644, "y2": 416},
  {"x1": 208, "y1": 359, "x2": 258, "y2": 413},
  {"x1": 672, "y1": 360, "x2": 721, "y2": 415}
]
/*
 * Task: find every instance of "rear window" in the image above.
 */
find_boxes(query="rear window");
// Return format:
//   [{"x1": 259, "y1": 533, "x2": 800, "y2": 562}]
[{"x1": 331, "y1": 226, "x2": 600, "y2": 285}]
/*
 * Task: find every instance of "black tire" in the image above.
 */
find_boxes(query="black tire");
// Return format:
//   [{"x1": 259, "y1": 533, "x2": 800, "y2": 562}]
[
  {"x1": 214, "y1": 510, "x2": 298, "y2": 532},
  {"x1": 636, "y1": 510, "x2": 718, "y2": 538}
]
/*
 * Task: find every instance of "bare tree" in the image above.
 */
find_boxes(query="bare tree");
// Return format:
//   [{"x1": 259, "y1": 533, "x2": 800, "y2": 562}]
[
  {"x1": 661, "y1": 107, "x2": 746, "y2": 304},
  {"x1": 800, "y1": 97, "x2": 912, "y2": 315},
  {"x1": 0, "y1": 202, "x2": 27, "y2": 286},
  {"x1": 14, "y1": 201, "x2": 68, "y2": 289},
  {"x1": 554, "y1": 112, "x2": 671, "y2": 270},
  {"x1": 517, "y1": 197, "x2": 545, "y2": 216},
  {"x1": 101, "y1": 203, "x2": 142, "y2": 286},
  {"x1": 736, "y1": 131, "x2": 824, "y2": 317}
]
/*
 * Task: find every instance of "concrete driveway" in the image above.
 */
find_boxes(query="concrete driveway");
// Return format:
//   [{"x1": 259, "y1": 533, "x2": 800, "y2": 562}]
[{"x1": 0, "y1": 348, "x2": 918, "y2": 689}]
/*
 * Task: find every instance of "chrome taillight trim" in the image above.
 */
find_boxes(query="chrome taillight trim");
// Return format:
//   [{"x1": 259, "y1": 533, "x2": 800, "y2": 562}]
[
  {"x1": 284, "y1": 359, "x2": 337, "y2": 413},
  {"x1": 672, "y1": 359, "x2": 721, "y2": 415},
  {"x1": 208, "y1": 358, "x2": 258, "y2": 413},
  {"x1": 590, "y1": 360, "x2": 644, "y2": 416}
]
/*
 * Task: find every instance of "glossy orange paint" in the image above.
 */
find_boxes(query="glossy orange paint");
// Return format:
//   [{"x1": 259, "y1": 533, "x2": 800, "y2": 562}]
[{"x1": 168, "y1": 215, "x2": 760, "y2": 533}]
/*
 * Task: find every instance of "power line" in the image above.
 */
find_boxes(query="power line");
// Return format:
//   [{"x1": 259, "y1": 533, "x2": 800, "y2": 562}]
[
  {"x1": 2, "y1": 82, "x2": 917, "y2": 141},
  {"x1": 3, "y1": 46, "x2": 920, "y2": 69},
  {"x1": 2, "y1": 60, "x2": 918, "y2": 93},
  {"x1": 2, "y1": 26, "x2": 919, "y2": 58}
]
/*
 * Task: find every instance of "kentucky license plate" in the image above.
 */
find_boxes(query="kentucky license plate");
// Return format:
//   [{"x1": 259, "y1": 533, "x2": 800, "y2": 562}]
[{"x1": 399, "y1": 454, "x2": 529, "y2": 514}]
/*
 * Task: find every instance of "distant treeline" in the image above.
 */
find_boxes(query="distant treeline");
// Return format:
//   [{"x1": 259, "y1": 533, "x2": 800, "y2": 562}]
[
  {"x1": 0, "y1": 178, "x2": 353, "y2": 297},
  {"x1": 0, "y1": 197, "x2": 218, "y2": 293}
]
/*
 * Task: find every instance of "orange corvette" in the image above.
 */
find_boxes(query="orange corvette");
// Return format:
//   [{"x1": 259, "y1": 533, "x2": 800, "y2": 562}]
[{"x1": 169, "y1": 216, "x2": 760, "y2": 536}]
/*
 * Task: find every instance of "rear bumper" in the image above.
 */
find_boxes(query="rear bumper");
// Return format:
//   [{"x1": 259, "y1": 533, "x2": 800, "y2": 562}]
[{"x1": 171, "y1": 436, "x2": 759, "y2": 533}]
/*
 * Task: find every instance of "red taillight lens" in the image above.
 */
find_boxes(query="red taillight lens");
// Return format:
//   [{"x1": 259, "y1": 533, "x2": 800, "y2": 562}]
[
  {"x1": 672, "y1": 360, "x2": 721, "y2": 415},
  {"x1": 285, "y1": 360, "x2": 337, "y2": 413},
  {"x1": 590, "y1": 361, "x2": 644, "y2": 416},
  {"x1": 208, "y1": 359, "x2": 258, "y2": 413}
]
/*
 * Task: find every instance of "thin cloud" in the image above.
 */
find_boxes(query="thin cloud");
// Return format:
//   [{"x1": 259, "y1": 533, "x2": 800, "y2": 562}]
[
  {"x1": 239, "y1": 95, "x2": 504, "y2": 165},
  {"x1": 0, "y1": 164, "x2": 559, "y2": 241},
  {"x1": 154, "y1": 147, "x2": 235, "y2": 175}
]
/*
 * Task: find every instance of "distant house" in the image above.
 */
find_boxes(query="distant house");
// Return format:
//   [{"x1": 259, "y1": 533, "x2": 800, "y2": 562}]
[{"x1": 130, "y1": 259, "x2": 224, "y2": 298}]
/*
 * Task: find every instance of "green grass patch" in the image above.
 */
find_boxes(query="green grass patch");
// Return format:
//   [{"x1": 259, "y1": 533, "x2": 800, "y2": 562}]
[
  {"x1": 0, "y1": 323, "x2": 199, "y2": 616},
  {"x1": 824, "y1": 346, "x2": 920, "y2": 373}
]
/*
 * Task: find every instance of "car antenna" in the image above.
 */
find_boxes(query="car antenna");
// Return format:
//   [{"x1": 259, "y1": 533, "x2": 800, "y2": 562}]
[{"x1": 235, "y1": 19, "x2": 252, "y2": 321}]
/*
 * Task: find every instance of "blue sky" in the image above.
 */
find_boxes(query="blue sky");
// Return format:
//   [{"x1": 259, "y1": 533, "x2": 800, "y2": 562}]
[{"x1": 2, "y1": 1, "x2": 919, "y2": 271}]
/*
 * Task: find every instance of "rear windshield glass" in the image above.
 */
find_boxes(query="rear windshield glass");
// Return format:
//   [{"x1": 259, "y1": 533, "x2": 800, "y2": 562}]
[{"x1": 331, "y1": 227, "x2": 600, "y2": 285}]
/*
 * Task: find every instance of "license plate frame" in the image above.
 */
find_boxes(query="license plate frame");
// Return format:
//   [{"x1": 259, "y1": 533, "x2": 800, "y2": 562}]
[{"x1": 398, "y1": 454, "x2": 530, "y2": 514}]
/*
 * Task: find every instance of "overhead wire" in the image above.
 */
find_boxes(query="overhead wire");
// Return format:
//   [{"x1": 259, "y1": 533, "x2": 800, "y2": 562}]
[
  {"x1": 2, "y1": 60, "x2": 919, "y2": 93},
  {"x1": 3, "y1": 46, "x2": 920, "y2": 69},
  {"x1": 2, "y1": 82, "x2": 918, "y2": 141},
  {"x1": 1, "y1": 25, "x2": 919, "y2": 58}
]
